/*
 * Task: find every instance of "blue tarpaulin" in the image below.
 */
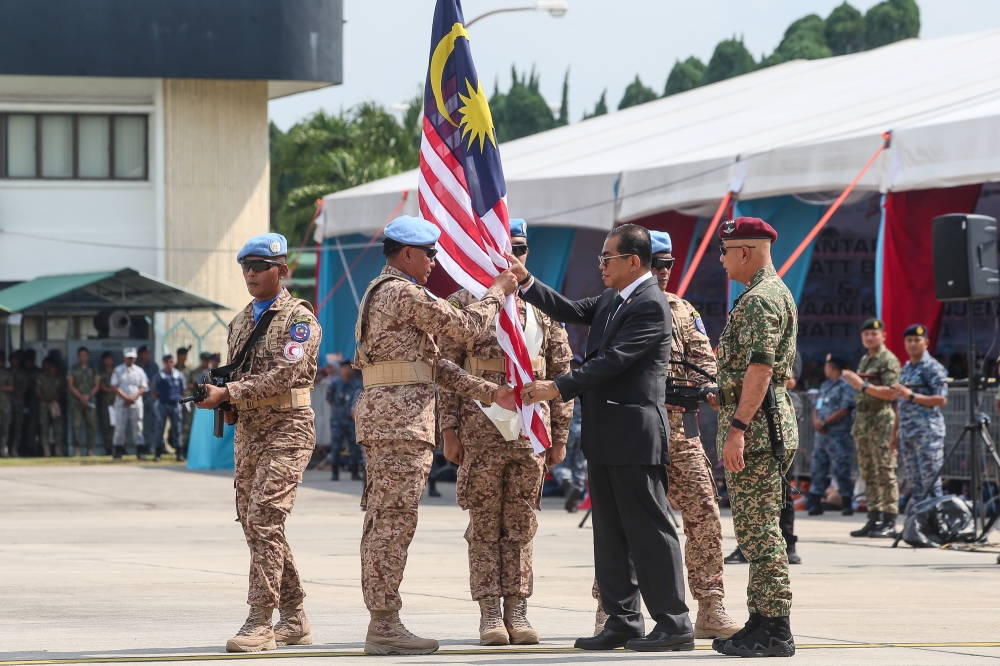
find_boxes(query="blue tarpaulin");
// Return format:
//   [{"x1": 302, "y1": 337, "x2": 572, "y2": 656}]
[
  {"x1": 729, "y1": 196, "x2": 825, "y2": 308},
  {"x1": 186, "y1": 408, "x2": 235, "y2": 470},
  {"x1": 316, "y1": 235, "x2": 386, "y2": 360},
  {"x1": 525, "y1": 226, "x2": 575, "y2": 292}
]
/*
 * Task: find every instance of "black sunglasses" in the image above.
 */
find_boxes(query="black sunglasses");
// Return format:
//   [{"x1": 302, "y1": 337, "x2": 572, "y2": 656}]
[
  {"x1": 241, "y1": 259, "x2": 284, "y2": 273},
  {"x1": 719, "y1": 241, "x2": 756, "y2": 256},
  {"x1": 651, "y1": 257, "x2": 675, "y2": 270},
  {"x1": 408, "y1": 245, "x2": 438, "y2": 260},
  {"x1": 511, "y1": 244, "x2": 528, "y2": 257}
]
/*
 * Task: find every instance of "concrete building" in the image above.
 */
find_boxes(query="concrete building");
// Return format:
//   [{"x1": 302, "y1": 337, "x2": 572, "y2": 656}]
[{"x1": 0, "y1": 0, "x2": 343, "y2": 352}]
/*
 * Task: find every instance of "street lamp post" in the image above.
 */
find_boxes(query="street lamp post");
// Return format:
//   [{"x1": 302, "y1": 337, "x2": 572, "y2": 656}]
[{"x1": 466, "y1": 1, "x2": 568, "y2": 27}]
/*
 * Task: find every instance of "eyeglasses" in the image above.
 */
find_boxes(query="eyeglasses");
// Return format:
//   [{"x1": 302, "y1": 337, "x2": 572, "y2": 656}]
[
  {"x1": 241, "y1": 259, "x2": 285, "y2": 273},
  {"x1": 511, "y1": 244, "x2": 528, "y2": 257},
  {"x1": 412, "y1": 245, "x2": 438, "y2": 259},
  {"x1": 719, "y1": 242, "x2": 756, "y2": 256},
  {"x1": 598, "y1": 253, "x2": 635, "y2": 267},
  {"x1": 651, "y1": 257, "x2": 675, "y2": 270}
]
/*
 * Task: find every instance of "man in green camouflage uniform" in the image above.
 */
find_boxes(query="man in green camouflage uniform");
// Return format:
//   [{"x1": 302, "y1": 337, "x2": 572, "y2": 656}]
[
  {"x1": 97, "y1": 352, "x2": 117, "y2": 455},
  {"x1": 37, "y1": 359, "x2": 66, "y2": 457},
  {"x1": 67, "y1": 347, "x2": 100, "y2": 456},
  {"x1": 712, "y1": 217, "x2": 797, "y2": 658},
  {"x1": 0, "y1": 353, "x2": 12, "y2": 457},
  {"x1": 841, "y1": 319, "x2": 901, "y2": 538}
]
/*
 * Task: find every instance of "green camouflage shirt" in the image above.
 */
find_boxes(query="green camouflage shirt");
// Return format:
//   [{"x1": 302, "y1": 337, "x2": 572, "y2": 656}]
[
  {"x1": 716, "y1": 264, "x2": 799, "y2": 453},
  {"x1": 0, "y1": 368, "x2": 12, "y2": 405},
  {"x1": 36, "y1": 373, "x2": 64, "y2": 401},
  {"x1": 855, "y1": 344, "x2": 900, "y2": 411},
  {"x1": 68, "y1": 363, "x2": 97, "y2": 395}
]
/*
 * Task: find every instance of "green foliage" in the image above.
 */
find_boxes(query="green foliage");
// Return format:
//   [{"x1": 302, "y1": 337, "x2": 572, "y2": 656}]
[
  {"x1": 863, "y1": 0, "x2": 920, "y2": 50},
  {"x1": 490, "y1": 66, "x2": 556, "y2": 143},
  {"x1": 618, "y1": 75, "x2": 658, "y2": 110},
  {"x1": 825, "y1": 2, "x2": 864, "y2": 55},
  {"x1": 557, "y1": 69, "x2": 570, "y2": 127},
  {"x1": 270, "y1": 98, "x2": 421, "y2": 243},
  {"x1": 759, "y1": 14, "x2": 832, "y2": 68},
  {"x1": 701, "y1": 37, "x2": 756, "y2": 85},
  {"x1": 583, "y1": 90, "x2": 608, "y2": 119},
  {"x1": 663, "y1": 57, "x2": 706, "y2": 97}
]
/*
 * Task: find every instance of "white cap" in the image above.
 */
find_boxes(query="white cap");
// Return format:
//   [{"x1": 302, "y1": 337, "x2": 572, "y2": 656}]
[{"x1": 123, "y1": 347, "x2": 138, "y2": 358}]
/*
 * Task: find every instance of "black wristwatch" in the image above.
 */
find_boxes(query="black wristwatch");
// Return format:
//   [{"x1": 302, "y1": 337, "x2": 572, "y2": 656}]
[
  {"x1": 861, "y1": 380, "x2": 870, "y2": 394},
  {"x1": 908, "y1": 393, "x2": 916, "y2": 403}
]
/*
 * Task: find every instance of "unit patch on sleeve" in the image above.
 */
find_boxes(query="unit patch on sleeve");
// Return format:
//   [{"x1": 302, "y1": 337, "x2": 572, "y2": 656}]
[
  {"x1": 693, "y1": 311, "x2": 707, "y2": 335},
  {"x1": 290, "y1": 321, "x2": 311, "y2": 342},
  {"x1": 284, "y1": 341, "x2": 305, "y2": 362}
]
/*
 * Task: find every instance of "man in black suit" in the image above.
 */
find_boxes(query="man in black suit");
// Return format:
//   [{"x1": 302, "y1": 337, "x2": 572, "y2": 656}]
[{"x1": 510, "y1": 224, "x2": 693, "y2": 652}]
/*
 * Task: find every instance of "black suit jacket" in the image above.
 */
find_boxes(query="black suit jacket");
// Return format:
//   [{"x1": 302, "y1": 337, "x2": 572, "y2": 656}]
[{"x1": 521, "y1": 276, "x2": 672, "y2": 466}]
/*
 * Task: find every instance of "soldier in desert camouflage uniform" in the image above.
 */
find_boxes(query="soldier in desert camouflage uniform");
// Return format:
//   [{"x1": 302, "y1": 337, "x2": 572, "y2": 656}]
[
  {"x1": 353, "y1": 216, "x2": 519, "y2": 655},
  {"x1": 195, "y1": 233, "x2": 320, "y2": 654},
  {"x1": 438, "y1": 219, "x2": 573, "y2": 646},
  {"x1": 712, "y1": 217, "x2": 798, "y2": 658},
  {"x1": 841, "y1": 319, "x2": 901, "y2": 538}
]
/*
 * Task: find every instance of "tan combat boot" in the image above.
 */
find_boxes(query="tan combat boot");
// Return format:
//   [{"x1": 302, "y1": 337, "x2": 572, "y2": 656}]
[
  {"x1": 478, "y1": 597, "x2": 509, "y2": 646},
  {"x1": 226, "y1": 606, "x2": 276, "y2": 653},
  {"x1": 273, "y1": 602, "x2": 313, "y2": 646},
  {"x1": 503, "y1": 596, "x2": 539, "y2": 645},
  {"x1": 594, "y1": 598, "x2": 609, "y2": 635},
  {"x1": 694, "y1": 597, "x2": 740, "y2": 639},
  {"x1": 364, "y1": 611, "x2": 439, "y2": 655}
]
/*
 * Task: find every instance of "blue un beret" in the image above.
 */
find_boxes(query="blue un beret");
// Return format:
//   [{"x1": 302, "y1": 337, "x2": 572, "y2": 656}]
[
  {"x1": 237, "y1": 233, "x2": 288, "y2": 263},
  {"x1": 383, "y1": 216, "x2": 441, "y2": 246},
  {"x1": 649, "y1": 231, "x2": 672, "y2": 254},
  {"x1": 509, "y1": 218, "x2": 527, "y2": 237}
]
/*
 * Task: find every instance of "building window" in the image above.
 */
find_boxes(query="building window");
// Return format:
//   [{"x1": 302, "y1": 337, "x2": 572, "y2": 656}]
[{"x1": 0, "y1": 113, "x2": 147, "y2": 180}]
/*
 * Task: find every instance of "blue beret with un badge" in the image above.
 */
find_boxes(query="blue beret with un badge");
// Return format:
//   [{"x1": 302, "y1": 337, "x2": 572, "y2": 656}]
[
  {"x1": 237, "y1": 233, "x2": 288, "y2": 263},
  {"x1": 509, "y1": 218, "x2": 527, "y2": 237},
  {"x1": 383, "y1": 216, "x2": 441, "y2": 246},
  {"x1": 649, "y1": 231, "x2": 672, "y2": 254}
]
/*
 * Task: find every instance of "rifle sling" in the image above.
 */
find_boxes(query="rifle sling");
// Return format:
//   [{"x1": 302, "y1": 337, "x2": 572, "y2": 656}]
[{"x1": 212, "y1": 309, "x2": 280, "y2": 380}]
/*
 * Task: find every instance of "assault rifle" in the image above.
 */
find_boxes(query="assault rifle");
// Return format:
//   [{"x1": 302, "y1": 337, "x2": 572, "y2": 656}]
[
  {"x1": 664, "y1": 359, "x2": 717, "y2": 439},
  {"x1": 180, "y1": 372, "x2": 231, "y2": 439}
]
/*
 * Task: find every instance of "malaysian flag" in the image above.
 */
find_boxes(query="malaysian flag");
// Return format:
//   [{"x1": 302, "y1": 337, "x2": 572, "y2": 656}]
[{"x1": 418, "y1": 0, "x2": 551, "y2": 452}]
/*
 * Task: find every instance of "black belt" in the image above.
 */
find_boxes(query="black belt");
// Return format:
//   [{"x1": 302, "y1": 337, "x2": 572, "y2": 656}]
[{"x1": 717, "y1": 384, "x2": 786, "y2": 408}]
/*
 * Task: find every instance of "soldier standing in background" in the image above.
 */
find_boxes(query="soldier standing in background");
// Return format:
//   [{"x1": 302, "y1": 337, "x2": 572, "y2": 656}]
[
  {"x1": 842, "y1": 319, "x2": 901, "y2": 538},
  {"x1": 111, "y1": 348, "x2": 148, "y2": 460},
  {"x1": 37, "y1": 358, "x2": 66, "y2": 457},
  {"x1": 137, "y1": 346, "x2": 159, "y2": 458},
  {"x1": 325, "y1": 359, "x2": 362, "y2": 480},
  {"x1": 194, "y1": 233, "x2": 321, "y2": 653},
  {"x1": 24, "y1": 349, "x2": 40, "y2": 456},
  {"x1": 67, "y1": 347, "x2": 100, "y2": 457},
  {"x1": 97, "y1": 352, "x2": 117, "y2": 455},
  {"x1": 176, "y1": 347, "x2": 194, "y2": 456},
  {"x1": 11, "y1": 352, "x2": 29, "y2": 456},
  {"x1": 807, "y1": 354, "x2": 856, "y2": 516},
  {"x1": 891, "y1": 324, "x2": 948, "y2": 505},
  {"x1": 0, "y1": 352, "x2": 12, "y2": 458},
  {"x1": 438, "y1": 218, "x2": 573, "y2": 647},
  {"x1": 712, "y1": 217, "x2": 798, "y2": 658},
  {"x1": 646, "y1": 230, "x2": 740, "y2": 640},
  {"x1": 353, "y1": 216, "x2": 518, "y2": 655}
]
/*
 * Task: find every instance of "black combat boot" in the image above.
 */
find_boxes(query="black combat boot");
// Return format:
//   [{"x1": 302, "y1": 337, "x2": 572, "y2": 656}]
[
  {"x1": 713, "y1": 612, "x2": 761, "y2": 653},
  {"x1": 724, "y1": 548, "x2": 748, "y2": 564},
  {"x1": 850, "y1": 511, "x2": 880, "y2": 537},
  {"x1": 869, "y1": 512, "x2": 897, "y2": 538},
  {"x1": 841, "y1": 495, "x2": 854, "y2": 516},
  {"x1": 561, "y1": 480, "x2": 582, "y2": 513},
  {"x1": 807, "y1": 494, "x2": 824, "y2": 516},
  {"x1": 786, "y1": 544, "x2": 802, "y2": 565},
  {"x1": 718, "y1": 616, "x2": 794, "y2": 657}
]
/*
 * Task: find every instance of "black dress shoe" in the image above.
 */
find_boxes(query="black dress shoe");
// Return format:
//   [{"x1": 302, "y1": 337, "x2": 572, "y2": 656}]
[
  {"x1": 574, "y1": 628, "x2": 639, "y2": 650},
  {"x1": 724, "y1": 547, "x2": 748, "y2": 564},
  {"x1": 626, "y1": 630, "x2": 695, "y2": 652}
]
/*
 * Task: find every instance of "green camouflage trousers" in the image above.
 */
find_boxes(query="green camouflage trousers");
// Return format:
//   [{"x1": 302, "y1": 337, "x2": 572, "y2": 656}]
[
  {"x1": 725, "y1": 451, "x2": 795, "y2": 617},
  {"x1": 38, "y1": 404, "x2": 65, "y2": 455},
  {"x1": 69, "y1": 403, "x2": 98, "y2": 452},
  {"x1": 0, "y1": 399, "x2": 10, "y2": 455},
  {"x1": 852, "y1": 408, "x2": 898, "y2": 515}
]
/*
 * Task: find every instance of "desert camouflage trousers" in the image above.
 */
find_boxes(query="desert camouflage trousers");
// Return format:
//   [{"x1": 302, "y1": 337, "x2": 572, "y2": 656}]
[
  {"x1": 359, "y1": 438, "x2": 434, "y2": 612},
  {"x1": 666, "y1": 434, "x2": 724, "y2": 602},
  {"x1": 726, "y1": 451, "x2": 795, "y2": 617},
  {"x1": 235, "y1": 445, "x2": 312, "y2": 609},
  {"x1": 457, "y1": 445, "x2": 544, "y2": 600},
  {"x1": 853, "y1": 409, "x2": 899, "y2": 515}
]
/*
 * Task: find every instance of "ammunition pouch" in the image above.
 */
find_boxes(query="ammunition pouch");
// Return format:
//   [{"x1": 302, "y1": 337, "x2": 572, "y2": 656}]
[
  {"x1": 232, "y1": 386, "x2": 312, "y2": 412},
  {"x1": 361, "y1": 360, "x2": 436, "y2": 388}
]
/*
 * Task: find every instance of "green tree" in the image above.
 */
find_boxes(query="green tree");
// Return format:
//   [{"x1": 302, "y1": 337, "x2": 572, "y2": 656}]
[
  {"x1": 759, "y1": 14, "x2": 832, "y2": 68},
  {"x1": 825, "y1": 2, "x2": 864, "y2": 55},
  {"x1": 583, "y1": 90, "x2": 608, "y2": 119},
  {"x1": 618, "y1": 75, "x2": 658, "y2": 110},
  {"x1": 663, "y1": 57, "x2": 706, "y2": 97},
  {"x1": 556, "y1": 69, "x2": 569, "y2": 127},
  {"x1": 270, "y1": 101, "x2": 420, "y2": 243},
  {"x1": 863, "y1": 0, "x2": 919, "y2": 49},
  {"x1": 490, "y1": 66, "x2": 556, "y2": 142},
  {"x1": 700, "y1": 37, "x2": 756, "y2": 85}
]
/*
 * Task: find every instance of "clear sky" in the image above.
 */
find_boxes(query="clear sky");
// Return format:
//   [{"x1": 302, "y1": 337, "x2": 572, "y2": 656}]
[{"x1": 268, "y1": 0, "x2": 1000, "y2": 131}]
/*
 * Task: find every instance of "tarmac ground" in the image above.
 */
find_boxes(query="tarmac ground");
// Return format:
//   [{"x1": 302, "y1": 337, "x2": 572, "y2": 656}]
[{"x1": 2, "y1": 463, "x2": 999, "y2": 665}]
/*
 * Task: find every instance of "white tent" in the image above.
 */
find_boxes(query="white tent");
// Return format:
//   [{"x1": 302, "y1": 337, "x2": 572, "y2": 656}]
[{"x1": 318, "y1": 30, "x2": 1000, "y2": 239}]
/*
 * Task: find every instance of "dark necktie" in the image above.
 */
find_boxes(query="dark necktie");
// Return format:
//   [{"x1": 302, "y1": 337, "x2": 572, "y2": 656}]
[{"x1": 604, "y1": 294, "x2": 625, "y2": 332}]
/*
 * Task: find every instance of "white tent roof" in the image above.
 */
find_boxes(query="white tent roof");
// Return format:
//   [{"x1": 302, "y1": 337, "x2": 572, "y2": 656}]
[{"x1": 319, "y1": 30, "x2": 1000, "y2": 239}]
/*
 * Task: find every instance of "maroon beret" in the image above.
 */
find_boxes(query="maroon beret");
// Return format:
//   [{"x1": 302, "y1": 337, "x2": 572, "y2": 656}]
[{"x1": 718, "y1": 216, "x2": 778, "y2": 243}]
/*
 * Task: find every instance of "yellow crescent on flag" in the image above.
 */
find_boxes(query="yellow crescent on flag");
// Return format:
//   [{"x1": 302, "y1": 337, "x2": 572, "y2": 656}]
[{"x1": 430, "y1": 22, "x2": 468, "y2": 128}]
